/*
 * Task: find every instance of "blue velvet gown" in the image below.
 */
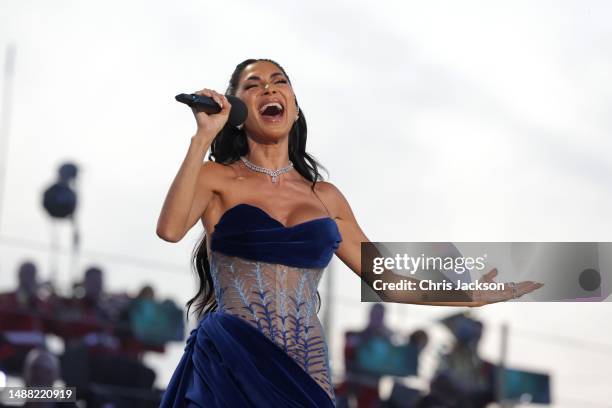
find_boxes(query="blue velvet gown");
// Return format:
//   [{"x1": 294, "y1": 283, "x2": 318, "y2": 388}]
[{"x1": 160, "y1": 204, "x2": 342, "y2": 407}]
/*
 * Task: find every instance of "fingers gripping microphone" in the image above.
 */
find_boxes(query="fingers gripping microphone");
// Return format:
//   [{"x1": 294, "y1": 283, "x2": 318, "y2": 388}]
[{"x1": 175, "y1": 93, "x2": 248, "y2": 127}]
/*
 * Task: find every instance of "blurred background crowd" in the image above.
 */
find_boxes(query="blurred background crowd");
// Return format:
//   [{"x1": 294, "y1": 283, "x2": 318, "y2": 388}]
[{"x1": 0, "y1": 258, "x2": 182, "y2": 407}]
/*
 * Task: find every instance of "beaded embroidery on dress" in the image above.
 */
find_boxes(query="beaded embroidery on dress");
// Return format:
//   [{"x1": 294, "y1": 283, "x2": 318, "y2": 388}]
[{"x1": 209, "y1": 252, "x2": 334, "y2": 399}]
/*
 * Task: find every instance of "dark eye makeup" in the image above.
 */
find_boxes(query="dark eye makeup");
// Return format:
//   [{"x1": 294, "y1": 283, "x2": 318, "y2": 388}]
[{"x1": 243, "y1": 79, "x2": 288, "y2": 90}]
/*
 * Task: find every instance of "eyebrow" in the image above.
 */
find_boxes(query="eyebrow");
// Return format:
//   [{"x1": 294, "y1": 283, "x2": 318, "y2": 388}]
[{"x1": 245, "y1": 72, "x2": 285, "y2": 81}]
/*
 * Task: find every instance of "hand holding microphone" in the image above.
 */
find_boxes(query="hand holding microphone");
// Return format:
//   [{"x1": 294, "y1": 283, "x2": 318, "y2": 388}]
[
  {"x1": 186, "y1": 88, "x2": 230, "y2": 137},
  {"x1": 176, "y1": 89, "x2": 248, "y2": 139}
]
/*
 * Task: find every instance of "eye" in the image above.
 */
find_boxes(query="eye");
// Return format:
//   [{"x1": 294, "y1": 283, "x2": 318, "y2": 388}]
[
  {"x1": 275, "y1": 79, "x2": 288, "y2": 84},
  {"x1": 244, "y1": 84, "x2": 256, "y2": 90}
]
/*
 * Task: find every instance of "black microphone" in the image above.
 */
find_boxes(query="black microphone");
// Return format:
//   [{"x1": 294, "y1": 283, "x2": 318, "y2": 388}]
[{"x1": 175, "y1": 93, "x2": 248, "y2": 127}]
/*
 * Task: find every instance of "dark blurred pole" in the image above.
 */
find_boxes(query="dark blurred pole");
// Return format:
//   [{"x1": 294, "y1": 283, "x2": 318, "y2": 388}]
[
  {"x1": 0, "y1": 43, "x2": 16, "y2": 235},
  {"x1": 43, "y1": 163, "x2": 79, "y2": 289},
  {"x1": 69, "y1": 193, "x2": 81, "y2": 287},
  {"x1": 49, "y1": 219, "x2": 60, "y2": 288}
]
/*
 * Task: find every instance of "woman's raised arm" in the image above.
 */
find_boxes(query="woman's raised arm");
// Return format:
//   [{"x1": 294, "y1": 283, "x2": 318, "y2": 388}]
[{"x1": 156, "y1": 88, "x2": 230, "y2": 242}]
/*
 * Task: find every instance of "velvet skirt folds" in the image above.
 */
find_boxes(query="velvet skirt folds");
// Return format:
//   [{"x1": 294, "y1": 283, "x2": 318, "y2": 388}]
[{"x1": 159, "y1": 311, "x2": 336, "y2": 408}]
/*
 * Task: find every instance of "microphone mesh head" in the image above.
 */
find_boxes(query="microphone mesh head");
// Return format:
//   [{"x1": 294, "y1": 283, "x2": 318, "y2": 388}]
[{"x1": 226, "y1": 95, "x2": 248, "y2": 127}]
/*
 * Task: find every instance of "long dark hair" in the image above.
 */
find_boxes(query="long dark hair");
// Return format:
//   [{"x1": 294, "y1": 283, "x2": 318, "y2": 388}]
[{"x1": 186, "y1": 58, "x2": 327, "y2": 321}]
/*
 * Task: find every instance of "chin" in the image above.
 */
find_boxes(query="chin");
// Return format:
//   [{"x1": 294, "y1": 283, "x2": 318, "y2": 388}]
[
  {"x1": 260, "y1": 132, "x2": 291, "y2": 144},
  {"x1": 248, "y1": 122, "x2": 293, "y2": 141}
]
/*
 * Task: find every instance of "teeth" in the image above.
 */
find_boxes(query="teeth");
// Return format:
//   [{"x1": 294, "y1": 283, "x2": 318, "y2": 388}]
[{"x1": 259, "y1": 102, "x2": 283, "y2": 114}]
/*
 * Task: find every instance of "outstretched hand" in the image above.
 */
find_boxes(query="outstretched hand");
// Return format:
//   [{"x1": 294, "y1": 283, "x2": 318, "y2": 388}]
[{"x1": 469, "y1": 268, "x2": 544, "y2": 306}]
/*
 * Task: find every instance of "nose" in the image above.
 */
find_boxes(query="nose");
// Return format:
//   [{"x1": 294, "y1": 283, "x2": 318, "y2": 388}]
[{"x1": 263, "y1": 82, "x2": 276, "y2": 94}]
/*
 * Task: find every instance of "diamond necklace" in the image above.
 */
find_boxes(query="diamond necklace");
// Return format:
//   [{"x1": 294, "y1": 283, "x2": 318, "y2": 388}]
[{"x1": 240, "y1": 156, "x2": 294, "y2": 183}]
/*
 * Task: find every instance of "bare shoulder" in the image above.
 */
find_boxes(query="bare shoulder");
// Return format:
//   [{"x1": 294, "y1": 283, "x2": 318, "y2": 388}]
[
  {"x1": 314, "y1": 180, "x2": 350, "y2": 216},
  {"x1": 199, "y1": 160, "x2": 237, "y2": 190},
  {"x1": 314, "y1": 180, "x2": 343, "y2": 198},
  {"x1": 201, "y1": 160, "x2": 231, "y2": 175}
]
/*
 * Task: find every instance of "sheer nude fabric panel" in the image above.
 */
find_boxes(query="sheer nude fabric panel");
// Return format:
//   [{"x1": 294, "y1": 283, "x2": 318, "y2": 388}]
[{"x1": 209, "y1": 251, "x2": 335, "y2": 401}]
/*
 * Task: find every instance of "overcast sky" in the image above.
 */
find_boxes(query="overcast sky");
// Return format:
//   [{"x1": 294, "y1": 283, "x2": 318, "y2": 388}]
[{"x1": 1, "y1": 1, "x2": 612, "y2": 406}]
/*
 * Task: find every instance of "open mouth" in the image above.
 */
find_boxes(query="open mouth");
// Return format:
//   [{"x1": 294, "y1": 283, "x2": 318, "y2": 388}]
[{"x1": 258, "y1": 101, "x2": 285, "y2": 122}]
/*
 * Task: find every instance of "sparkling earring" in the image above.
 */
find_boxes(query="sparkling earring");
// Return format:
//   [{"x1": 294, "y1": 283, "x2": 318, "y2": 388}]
[{"x1": 295, "y1": 106, "x2": 300, "y2": 121}]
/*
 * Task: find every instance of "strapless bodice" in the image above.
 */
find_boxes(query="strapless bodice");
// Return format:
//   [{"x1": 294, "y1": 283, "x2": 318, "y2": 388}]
[
  {"x1": 210, "y1": 203, "x2": 341, "y2": 268},
  {"x1": 208, "y1": 203, "x2": 342, "y2": 403}
]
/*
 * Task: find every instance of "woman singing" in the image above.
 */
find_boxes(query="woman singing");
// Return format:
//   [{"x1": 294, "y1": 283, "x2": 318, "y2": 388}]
[{"x1": 156, "y1": 58, "x2": 542, "y2": 407}]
